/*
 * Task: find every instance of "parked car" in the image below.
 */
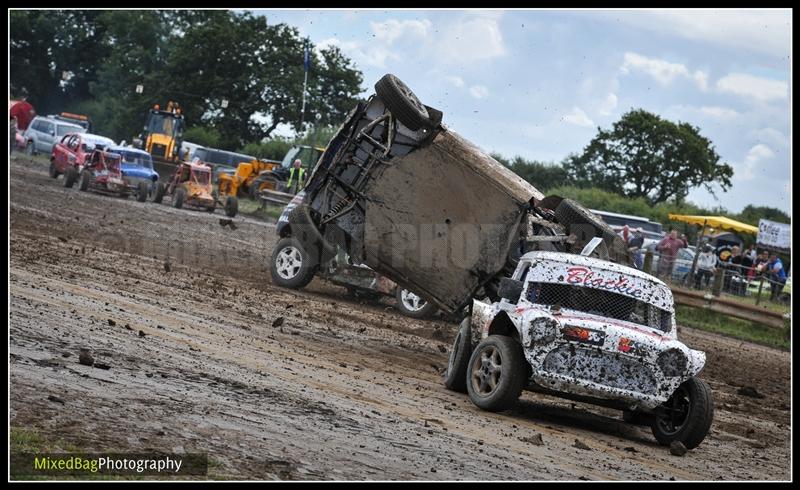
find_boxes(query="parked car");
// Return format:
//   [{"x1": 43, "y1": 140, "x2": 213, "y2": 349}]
[
  {"x1": 68, "y1": 149, "x2": 129, "y2": 198},
  {"x1": 109, "y1": 146, "x2": 159, "y2": 202},
  {"x1": 444, "y1": 250, "x2": 714, "y2": 450},
  {"x1": 47, "y1": 112, "x2": 92, "y2": 132},
  {"x1": 23, "y1": 116, "x2": 85, "y2": 155},
  {"x1": 49, "y1": 132, "x2": 116, "y2": 182}
]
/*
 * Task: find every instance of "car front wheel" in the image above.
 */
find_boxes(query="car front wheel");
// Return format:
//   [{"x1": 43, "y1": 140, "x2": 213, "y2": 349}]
[
  {"x1": 466, "y1": 335, "x2": 527, "y2": 412},
  {"x1": 651, "y1": 377, "x2": 714, "y2": 450},
  {"x1": 269, "y1": 236, "x2": 318, "y2": 289}
]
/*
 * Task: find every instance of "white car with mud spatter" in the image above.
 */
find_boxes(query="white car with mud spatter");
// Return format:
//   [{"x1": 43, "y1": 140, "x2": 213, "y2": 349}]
[{"x1": 444, "y1": 250, "x2": 714, "y2": 450}]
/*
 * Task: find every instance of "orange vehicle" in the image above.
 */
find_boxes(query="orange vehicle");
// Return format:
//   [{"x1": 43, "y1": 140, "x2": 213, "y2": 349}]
[{"x1": 152, "y1": 160, "x2": 238, "y2": 217}]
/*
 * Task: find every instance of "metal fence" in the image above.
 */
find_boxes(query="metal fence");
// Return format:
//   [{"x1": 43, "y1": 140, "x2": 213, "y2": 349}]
[{"x1": 637, "y1": 249, "x2": 790, "y2": 305}]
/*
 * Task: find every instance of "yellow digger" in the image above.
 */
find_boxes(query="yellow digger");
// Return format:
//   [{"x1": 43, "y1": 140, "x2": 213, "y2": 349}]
[
  {"x1": 138, "y1": 101, "x2": 185, "y2": 164},
  {"x1": 217, "y1": 145, "x2": 325, "y2": 199}
]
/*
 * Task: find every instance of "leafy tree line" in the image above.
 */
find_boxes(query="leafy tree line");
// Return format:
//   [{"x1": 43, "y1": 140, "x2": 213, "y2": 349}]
[
  {"x1": 10, "y1": 10, "x2": 363, "y2": 151},
  {"x1": 493, "y1": 109, "x2": 788, "y2": 231}
]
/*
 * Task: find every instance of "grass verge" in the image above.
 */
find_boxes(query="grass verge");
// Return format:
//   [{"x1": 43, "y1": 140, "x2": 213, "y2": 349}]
[{"x1": 676, "y1": 304, "x2": 790, "y2": 350}]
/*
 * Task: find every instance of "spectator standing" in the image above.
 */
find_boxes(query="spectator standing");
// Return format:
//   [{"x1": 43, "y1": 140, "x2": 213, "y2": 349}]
[
  {"x1": 656, "y1": 229, "x2": 688, "y2": 280},
  {"x1": 694, "y1": 244, "x2": 717, "y2": 289},
  {"x1": 766, "y1": 253, "x2": 788, "y2": 301}
]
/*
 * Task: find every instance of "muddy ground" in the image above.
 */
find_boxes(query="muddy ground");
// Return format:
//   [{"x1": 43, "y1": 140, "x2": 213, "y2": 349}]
[{"x1": 9, "y1": 155, "x2": 791, "y2": 480}]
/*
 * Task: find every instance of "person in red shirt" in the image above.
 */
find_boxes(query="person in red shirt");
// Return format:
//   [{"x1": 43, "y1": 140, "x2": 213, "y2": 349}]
[{"x1": 656, "y1": 228, "x2": 688, "y2": 280}]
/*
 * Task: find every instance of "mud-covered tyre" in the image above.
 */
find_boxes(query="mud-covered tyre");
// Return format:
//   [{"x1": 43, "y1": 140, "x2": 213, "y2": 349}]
[
  {"x1": 26, "y1": 141, "x2": 35, "y2": 156},
  {"x1": 270, "y1": 236, "x2": 318, "y2": 289},
  {"x1": 555, "y1": 198, "x2": 629, "y2": 263},
  {"x1": 466, "y1": 335, "x2": 527, "y2": 412},
  {"x1": 136, "y1": 181, "x2": 148, "y2": 202},
  {"x1": 443, "y1": 317, "x2": 473, "y2": 393},
  {"x1": 153, "y1": 182, "x2": 166, "y2": 203},
  {"x1": 64, "y1": 167, "x2": 79, "y2": 188},
  {"x1": 395, "y1": 287, "x2": 437, "y2": 319},
  {"x1": 375, "y1": 74, "x2": 431, "y2": 131},
  {"x1": 48, "y1": 161, "x2": 59, "y2": 178},
  {"x1": 651, "y1": 377, "x2": 714, "y2": 450},
  {"x1": 78, "y1": 170, "x2": 91, "y2": 191},
  {"x1": 225, "y1": 196, "x2": 238, "y2": 217},
  {"x1": 173, "y1": 187, "x2": 185, "y2": 209}
]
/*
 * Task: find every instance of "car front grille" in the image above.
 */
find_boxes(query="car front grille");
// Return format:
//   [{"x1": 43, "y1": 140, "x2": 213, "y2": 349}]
[{"x1": 543, "y1": 344, "x2": 657, "y2": 394}]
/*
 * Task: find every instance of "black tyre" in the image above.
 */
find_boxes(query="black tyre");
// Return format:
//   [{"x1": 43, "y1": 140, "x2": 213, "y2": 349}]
[
  {"x1": 64, "y1": 167, "x2": 79, "y2": 188},
  {"x1": 25, "y1": 141, "x2": 35, "y2": 156},
  {"x1": 225, "y1": 196, "x2": 238, "y2": 217},
  {"x1": 153, "y1": 182, "x2": 166, "y2": 203},
  {"x1": 136, "y1": 181, "x2": 148, "y2": 202},
  {"x1": 78, "y1": 170, "x2": 91, "y2": 191},
  {"x1": 466, "y1": 335, "x2": 527, "y2": 412},
  {"x1": 48, "y1": 161, "x2": 59, "y2": 178},
  {"x1": 443, "y1": 317, "x2": 473, "y2": 393},
  {"x1": 270, "y1": 236, "x2": 318, "y2": 289},
  {"x1": 173, "y1": 187, "x2": 185, "y2": 209},
  {"x1": 375, "y1": 74, "x2": 431, "y2": 131},
  {"x1": 249, "y1": 175, "x2": 274, "y2": 199},
  {"x1": 395, "y1": 287, "x2": 437, "y2": 319},
  {"x1": 555, "y1": 198, "x2": 629, "y2": 264},
  {"x1": 650, "y1": 377, "x2": 714, "y2": 450}
]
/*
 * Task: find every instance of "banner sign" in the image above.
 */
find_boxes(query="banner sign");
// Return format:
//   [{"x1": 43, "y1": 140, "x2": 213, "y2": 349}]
[{"x1": 757, "y1": 219, "x2": 790, "y2": 252}]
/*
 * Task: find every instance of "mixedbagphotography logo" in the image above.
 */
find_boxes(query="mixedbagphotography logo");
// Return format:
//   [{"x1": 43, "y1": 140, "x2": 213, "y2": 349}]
[{"x1": 10, "y1": 453, "x2": 208, "y2": 478}]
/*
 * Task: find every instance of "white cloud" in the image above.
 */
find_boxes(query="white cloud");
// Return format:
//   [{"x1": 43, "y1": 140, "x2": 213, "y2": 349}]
[
  {"x1": 749, "y1": 127, "x2": 788, "y2": 148},
  {"x1": 737, "y1": 144, "x2": 775, "y2": 181},
  {"x1": 598, "y1": 93, "x2": 618, "y2": 116},
  {"x1": 620, "y1": 52, "x2": 710, "y2": 91},
  {"x1": 469, "y1": 85, "x2": 489, "y2": 99},
  {"x1": 700, "y1": 106, "x2": 739, "y2": 119},
  {"x1": 317, "y1": 37, "x2": 399, "y2": 69},
  {"x1": 438, "y1": 13, "x2": 506, "y2": 63},
  {"x1": 370, "y1": 19, "x2": 431, "y2": 45},
  {"x1": 716, "y1": 73, "x2": 788, "y2": 102},
  {"x1": 693, "y1": 70, "x2": 709, "y2": 91},
  {"x1": 445, "y1": 76, "x2": 465, "y2": 88},
  {"x1": 563, "y1": 107, "x2": 594, "y2": 127},
  {"x1": 621, "y1": 52, "x2": 690, "y2": 85}
]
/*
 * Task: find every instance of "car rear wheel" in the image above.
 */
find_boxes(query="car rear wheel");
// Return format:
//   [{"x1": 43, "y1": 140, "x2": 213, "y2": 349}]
[
  {"x1": 78, "y1": 170, "x2": 91, "y2": 191},
  {"x1": 269, "y1": 236, "x2": 318, "y2": 289},
  {"x1": 136, "y1": 181, "x2": 148, "y2": 202},
  {"x1": 375, "y1": 74, "x2": 431, "y2": 131},
  {"x1": 173, "y1": 187, "x2": 185, "y2": 209},
  {"x1": 650, "y1": 377, "x2": 714, "y2": 450},
  {"x1": 466, "y1": 335, "x2": 527, "y2": 412},
  {"x1": 395, "y1": 288, "x2": 437, "y2": 319},
  {"x1": 48, "y1": 161, "x2": 60, "y2": 179},
  {"x1": 64, "y1": 167, "x2": 79, "y2": 188},
  {"x1": 443, "y1": 317, "x2": 473, "y2": 393},
  {"x1": 153, "y1": 182, "x2": 166, "y2": 203},
  {"x1": 25, "y1": 141, "x2": 35, "y2": 156}
]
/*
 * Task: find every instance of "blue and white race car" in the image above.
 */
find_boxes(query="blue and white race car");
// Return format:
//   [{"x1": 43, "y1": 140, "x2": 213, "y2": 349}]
[{"x1": 109, "y1": 146, "x2": 160, "y2": 202}]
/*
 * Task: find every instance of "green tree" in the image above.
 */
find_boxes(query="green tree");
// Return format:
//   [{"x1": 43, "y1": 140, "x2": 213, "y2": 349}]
[
  {"x1": 736, "y1": 205, "x2": 790, "y2": 226},
  {"x1": 492, "y1": 154, "x2": 570, "y2": 192},
  {"x1": 564, "y1": 109, "x2": 733, "y2": 205}
]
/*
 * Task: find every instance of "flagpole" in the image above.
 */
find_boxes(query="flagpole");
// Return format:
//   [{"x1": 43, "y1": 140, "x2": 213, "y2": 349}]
[{"x1": 300, "y1": 43, "x2": 309, "y2": 128}]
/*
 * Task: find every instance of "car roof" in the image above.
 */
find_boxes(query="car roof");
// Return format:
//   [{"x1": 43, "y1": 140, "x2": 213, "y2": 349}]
[
  {"x1": 36, "y1": 116, "x2": 83, "y2": 129},
  {"x1": 108, "y1": 146, "x2": 150, "y2": 156}
]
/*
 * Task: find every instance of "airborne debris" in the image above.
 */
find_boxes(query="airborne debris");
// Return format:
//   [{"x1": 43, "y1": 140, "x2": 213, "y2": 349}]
[
  {"x1": 138, "y1": 330, "x2": 146, "y2": 338},
  {"x1": 272, "y1": 317, "x2": 285, "y2": 328},
  {"x1": 164, "y1": 260, "x2": 171, "y2": 273},
  {"x1": 107, "y1": 319, "x2": 116, "y2": 326},
  {"x1": 78, "y1": 349, "x2": 94, "y2": 366}
]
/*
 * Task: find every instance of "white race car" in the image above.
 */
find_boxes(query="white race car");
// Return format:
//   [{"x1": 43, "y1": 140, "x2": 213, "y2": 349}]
[{"x1": 444, "y1": 250, "x2": 714, "y2": 450}]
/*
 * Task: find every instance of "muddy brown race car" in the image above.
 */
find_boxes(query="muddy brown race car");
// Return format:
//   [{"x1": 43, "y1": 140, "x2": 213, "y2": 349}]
[{"x1": 153, "y1": 160, "x2": 238, "y2": 217}]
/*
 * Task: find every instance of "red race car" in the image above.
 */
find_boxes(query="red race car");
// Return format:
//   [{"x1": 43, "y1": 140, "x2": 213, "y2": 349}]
[
  {"x1": 68, "y1": 149, "x2": 129, "y2": 197},
  {"x1": 49, "y1": 132, "x2": 116, "y2": 186}
]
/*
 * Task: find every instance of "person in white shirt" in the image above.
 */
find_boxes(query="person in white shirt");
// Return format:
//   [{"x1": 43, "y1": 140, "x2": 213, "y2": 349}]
[{"x1": 694, "y1": 245, "x2": 717, "y2": 289}]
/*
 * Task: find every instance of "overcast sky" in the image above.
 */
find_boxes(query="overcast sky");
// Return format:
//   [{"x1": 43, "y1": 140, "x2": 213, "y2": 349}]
[{"x1": 256, "y1": 8, "x2": 792, "y2": 215}]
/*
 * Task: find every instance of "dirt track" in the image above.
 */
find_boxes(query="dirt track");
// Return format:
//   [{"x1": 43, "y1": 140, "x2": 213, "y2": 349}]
[{"x1": 9, "y1": 155, "x2": 791, "y2": 480}]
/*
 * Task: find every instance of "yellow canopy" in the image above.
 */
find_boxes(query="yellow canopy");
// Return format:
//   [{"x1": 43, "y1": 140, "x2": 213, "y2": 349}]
[{"x1": 668, "y1": 214, "x2": 759, "y2": 235}]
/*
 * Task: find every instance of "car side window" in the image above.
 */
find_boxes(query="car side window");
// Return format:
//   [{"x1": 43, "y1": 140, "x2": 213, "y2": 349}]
[
  {"x1": 69, "y1": 136, "x2": 80, "y2": 151},
  {"x1": 43, "y1": 121, "x2": 54, "y2": 134}
]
